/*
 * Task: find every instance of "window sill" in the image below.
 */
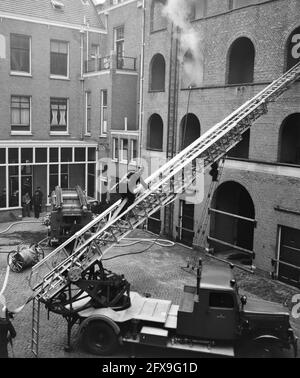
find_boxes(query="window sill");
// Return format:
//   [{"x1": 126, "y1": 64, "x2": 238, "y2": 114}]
[
  {"x1": 148, "y1": 89, "x2": 165, "y2": 93},
  {"x1": 150, "y1": 28, "x2": 168, "y2": 35},
  {"x1": 50, "y1": 75, "x2": 70, "y2": 81},
  {"x1": 0, "y1": 206, "x2": 22, "y2": 211},
  {"x1": 146, "y1": 148, "x2": 163, "y2": 152},
  {"x1": 84, "y1": 133, "x2": 91, "y2": 137},
  {"x1": 10, "y1": 71, "x2": 32, "y2": 78},
  {"x1": 50, "y1": 131, "x2": 70, "y2": 136},
  {"x1": 11, "y1": 131, "x2": 32, "y2": 136}
]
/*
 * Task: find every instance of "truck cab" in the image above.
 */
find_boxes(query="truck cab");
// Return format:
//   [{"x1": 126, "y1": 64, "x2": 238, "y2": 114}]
[
  {"x1": 177, "y1": 265, "x2": 241, "y2": 341},
  {"x1": 176, "y1": 264, "x2": 296, "y2": 355}
]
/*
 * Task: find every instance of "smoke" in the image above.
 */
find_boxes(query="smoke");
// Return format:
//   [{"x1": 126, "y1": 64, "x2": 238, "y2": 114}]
[{"x1": 163, "y1": 0, "x2": 204, "y2": 86}]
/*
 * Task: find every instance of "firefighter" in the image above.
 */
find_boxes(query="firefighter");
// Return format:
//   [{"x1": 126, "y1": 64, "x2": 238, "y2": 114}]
[
  {"x1": 120, "y1": 166, "x2": 149, "y2": 218},
  {"x1": 0, "y1": 298, "x2": 16, "y2": 358},
  {"x1": 33, "y1": 186, "x2": 43, "y2": 219},
  {"x1": 209, "y1": 161, "x2": 219, "y2": 182}
]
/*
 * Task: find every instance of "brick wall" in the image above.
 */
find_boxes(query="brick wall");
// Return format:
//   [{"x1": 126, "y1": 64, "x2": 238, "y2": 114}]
[
  {"x1": 0, "y1": 18, "x2": 96, "y2": 141},
  {"x1": 138, "y1": 0, "x2": 300, "y2": 275}
]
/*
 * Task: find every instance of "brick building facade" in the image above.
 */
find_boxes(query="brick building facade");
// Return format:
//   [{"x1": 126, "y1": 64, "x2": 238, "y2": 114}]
[
  {"x1": 0, "y1": 0, "x2": 105, "y2": 220},
  {"x1": 0, "y1": 0, "x2": 299, "y2": 287},
  {"x1": 95, "y1": 0, "x2": 300, "y2": 288}
]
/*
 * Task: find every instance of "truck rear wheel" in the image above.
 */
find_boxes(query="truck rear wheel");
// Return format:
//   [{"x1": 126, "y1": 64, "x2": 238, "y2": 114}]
[{"x1": 82, "y1": 321, "x2": 119, "y2": 356}]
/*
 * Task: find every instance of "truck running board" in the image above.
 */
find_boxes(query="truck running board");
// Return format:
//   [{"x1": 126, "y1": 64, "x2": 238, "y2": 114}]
[{"x1": 123, "y1": 333, "x2": 235, "y2": 357}]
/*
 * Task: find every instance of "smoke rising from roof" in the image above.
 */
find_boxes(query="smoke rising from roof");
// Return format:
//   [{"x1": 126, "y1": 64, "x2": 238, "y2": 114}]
[{"x1": 163, "y1": 0, "x2": 204, "y2": 86}]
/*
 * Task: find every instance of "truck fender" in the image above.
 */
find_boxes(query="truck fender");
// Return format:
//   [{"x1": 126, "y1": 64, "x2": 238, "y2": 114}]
[
  {"x1": 76, "y1": 315, "x2": 120, "y2": 343},
  {"x1": 252, "y1": 334, "x2": 298, "y2": 357},
  {"x1": 252, "y1": 334, "x2": 281, "y2": 343}
]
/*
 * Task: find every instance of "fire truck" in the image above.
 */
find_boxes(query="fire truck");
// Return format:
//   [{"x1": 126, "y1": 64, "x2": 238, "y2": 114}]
[
  {"x1": 47, "y1": 185, "x2": 93, "y2": 246},
  {"x1": 42, "y1": 260, "x2": 298, "y2": 357},
  {"x1": 28, "y1": 61, "x2": 300, "y2": 357}
]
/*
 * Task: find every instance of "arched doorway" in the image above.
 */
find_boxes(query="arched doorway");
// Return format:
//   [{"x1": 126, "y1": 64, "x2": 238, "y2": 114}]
[
  {"x1": 227, "y1": 37, "x2": 255, "y2": 85},
  {"x1": 180, "y1": 113, "x2": 201, "y2": 150},
  {"x1": 279, "y1": 113, "x2": 300, "y2": 165},
  {"x1": 209, "y1": 181, "x2": 256, "y2": 264},
  {"x1": 177, "y1": 114, "x2": 201, "y2": 246}
]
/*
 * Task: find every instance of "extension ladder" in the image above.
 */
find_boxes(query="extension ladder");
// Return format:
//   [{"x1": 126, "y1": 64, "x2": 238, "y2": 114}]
[
  {"x1": 31, "y1": 297, "x2": 40, "y2": 357},
  {"x1": 195, "y1": 157, "x2": 226, "y2": 252},
  {"x1": 30, "y1": 61, "x2": 300, "y2": 306}
]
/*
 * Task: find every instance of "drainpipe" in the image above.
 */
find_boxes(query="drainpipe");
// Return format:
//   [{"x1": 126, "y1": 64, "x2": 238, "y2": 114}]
[
  {"x1": 138, "y1": 0, "x2": 145, "y2": 164},
  {"x1": 80, "y1": 28, "x2": 84, "y2": 78},
  {"x1": 80, "y1": 25, "x2": 85, "y2": 140},
  {"x1": 86, "y1": 28, "x2": 89, "y2": 65}
]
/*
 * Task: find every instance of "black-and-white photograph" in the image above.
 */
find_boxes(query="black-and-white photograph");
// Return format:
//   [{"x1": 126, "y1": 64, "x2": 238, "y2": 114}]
[{"x1": 0, "y1": 0, "x2": 299, "y2": 364}]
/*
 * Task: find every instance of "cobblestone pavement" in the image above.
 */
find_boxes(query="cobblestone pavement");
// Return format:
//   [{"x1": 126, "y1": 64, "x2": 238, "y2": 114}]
[{"x1": 0, "y1": 219, "x2": 299, "y2": 358}]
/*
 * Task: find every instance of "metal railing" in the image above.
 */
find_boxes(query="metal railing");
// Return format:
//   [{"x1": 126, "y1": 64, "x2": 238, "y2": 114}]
[
  {"x1": 116, "y1": 56, "x2": 137, "y2": 71},
  {"x1": 84, "y1": 55, "x2": 137, "y2": 73},
  {"x1": 84, "y1": 56, "x2": 111, "y2": 73}
]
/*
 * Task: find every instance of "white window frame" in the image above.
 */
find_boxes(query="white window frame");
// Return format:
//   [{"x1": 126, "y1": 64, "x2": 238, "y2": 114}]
[
  {"x1": 100, "y1": 89, "x2": 108, "y2": 136},
  {"x1": 10, "y1": 95, "x2": 32, "y2": 135},
  {"x1": 10, "y1": 34, "x2": 32, "y2": 77},
  {"x1": 114, "y1": 25, "x2": 125, "y2": 56},
  {"x1": 120, "y1": 138, "x2": 128, "y2": 163},
  {"x1": 50, "y1": 40, "x2": 70, "y2": 80},
  {"x1": 112, "y1": 137, "x2": 119, "y2": 161},
  {"x1": 85, "y1": 91, "x2": 91, "y2": 135},
  {"x1": 50, "y1": 97, "x2": 69, "y2": 135},
  {"x1": 130, "y1": 139, "x2": 138, "y2": 164}
]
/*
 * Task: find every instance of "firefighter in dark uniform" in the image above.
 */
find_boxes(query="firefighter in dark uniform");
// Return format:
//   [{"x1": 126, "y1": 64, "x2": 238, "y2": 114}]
[
  {"x1": 209, "y1": 162, "x2": 219, "y2": 182},
  {"x1": 33, "y1": 186, "x2": 43, "y2": 219},
  {"x1": 0, "y1": 303, "x2": 16, "y2": 358},
  {"x1": 120, "y1": 166, "x2": 149, "y2": 218}
]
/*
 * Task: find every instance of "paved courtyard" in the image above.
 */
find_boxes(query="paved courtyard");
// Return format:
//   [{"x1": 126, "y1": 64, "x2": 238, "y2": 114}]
[{"x1": 0, "y1": 218, "x2": 299, "y2": 358}]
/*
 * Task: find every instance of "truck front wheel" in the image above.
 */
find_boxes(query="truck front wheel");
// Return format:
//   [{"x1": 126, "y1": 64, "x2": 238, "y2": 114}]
[{"x1": 82, "y1": 321, "x2": 119, "y2": 356}]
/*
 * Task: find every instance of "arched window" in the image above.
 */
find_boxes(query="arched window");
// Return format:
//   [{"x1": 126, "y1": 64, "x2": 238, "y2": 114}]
[
  {"x1": 150, "y1": 0, "x2": 167, "y2": 32},
  {"x1": 227, "y1": 129, "x2": 250, "y2": 159},
  {"x1": 286, "y1": 26, "x2": 300, "y2": 71},
  {"x1": 227, "y1": 37, "x2": 255, "y2": 84},
  {"x1": 0, "y1": 35, "x2": 6, "y2": 59},
  {"x1": 279, "y1": 113, "x2": 300, "y2": 165},
  {"x1": 180, "y1": 113, "x2": 201, "y2": 150},
  {"x1": 149, "y1": 54, "x2": 166, "y2": 91},
  {"x1": 147, "y1": 114, "x2": 163, "y2": 151},
  {"x1": 181, "y1": 50, "x2": 199, "y2": 88}
]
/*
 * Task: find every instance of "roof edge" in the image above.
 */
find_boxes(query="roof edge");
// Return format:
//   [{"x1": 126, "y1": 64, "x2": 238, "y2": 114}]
[{"x1": 0, "y1": 10, "x2": 107, "y2": 34}]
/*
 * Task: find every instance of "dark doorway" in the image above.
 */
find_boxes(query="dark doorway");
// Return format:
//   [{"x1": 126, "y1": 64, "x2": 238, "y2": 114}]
[
  {"x1": 210, "y1": 181, "x2": 255, "y2": 263},
  {"x1": 227, "y1": 37, "x2": 255, "y2": 85},
  {"x1": 278, "y1": 226, "x2": 300, "y2": 288},
  {"x1": 177, "y1": 200, "x2": 195, "y2": 247},
  {"x1": 148, "y1": 210, "x2": 161, "y2": 235}
]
